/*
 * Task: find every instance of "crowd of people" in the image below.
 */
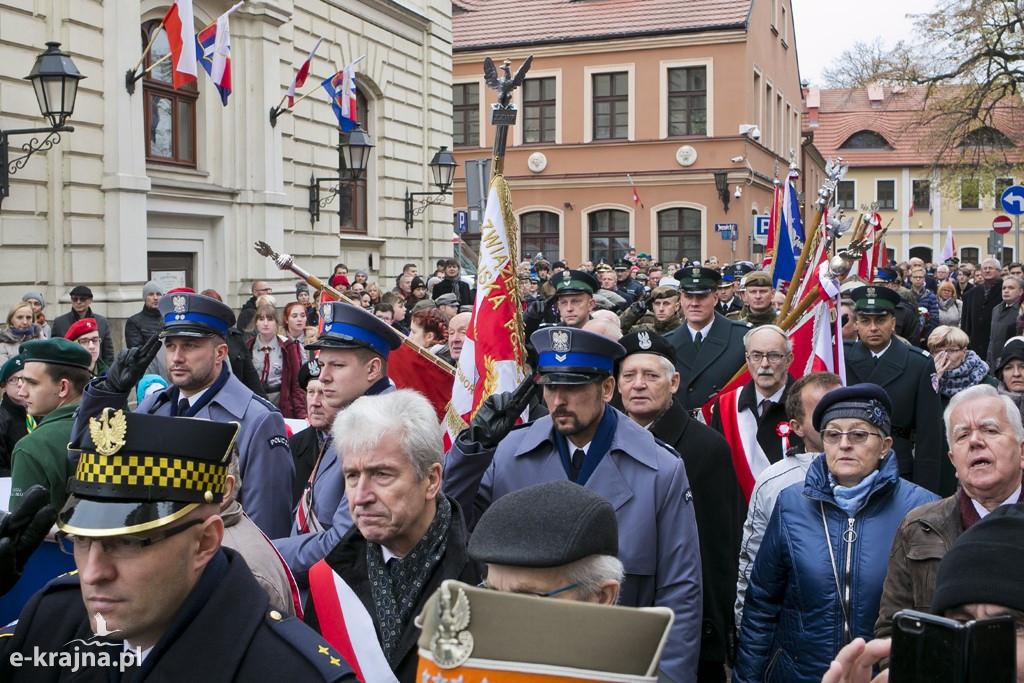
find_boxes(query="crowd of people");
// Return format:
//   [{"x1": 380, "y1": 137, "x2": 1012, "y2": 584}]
[{"x1": 0, "y1": 246, "x2": 1021, "y2": 682}]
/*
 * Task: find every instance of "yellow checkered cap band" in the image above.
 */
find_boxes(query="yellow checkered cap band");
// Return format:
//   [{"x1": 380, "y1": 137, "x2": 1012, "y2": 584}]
[{"x1": 75, "y1": 452, "x2": 227, "y2": 496}]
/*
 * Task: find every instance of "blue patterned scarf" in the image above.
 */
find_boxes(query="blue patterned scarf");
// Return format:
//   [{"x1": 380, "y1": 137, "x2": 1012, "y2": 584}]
[{"x1": 829, "y1": 467, "x2": 882, "y2": 517}]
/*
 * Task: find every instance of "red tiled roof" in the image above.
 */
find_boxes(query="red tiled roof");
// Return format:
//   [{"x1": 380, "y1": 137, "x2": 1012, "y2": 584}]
[
  {"x1": 453, "y1": 0, "x2": 752, "y2": 51},
  {"x1": 805, "y1": 85, "x2": 1024, "y2": 167}
]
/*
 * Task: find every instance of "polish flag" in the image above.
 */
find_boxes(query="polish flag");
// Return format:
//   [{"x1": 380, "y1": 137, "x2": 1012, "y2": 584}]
[
  {"x1": 162, "y1": 0, "x2": 198, "y2": 89},
  {"x1": 286, "y1": 37, "x2": 323, "y2": 107},
  {"x1": 940, "y1": 224, "x2": 956, "y2": 262}
]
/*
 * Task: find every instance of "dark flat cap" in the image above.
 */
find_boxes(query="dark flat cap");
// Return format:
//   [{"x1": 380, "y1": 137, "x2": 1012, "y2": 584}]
[
  {"x1": 20, "y1": 338, "x2": 92, "y2": 371},
  {"x1": 469, "y1": 481, "x2": 618, "y2": 567},
  {"x1": 812, "y1": 382, "x2": 893, "y2": 433},
  {"x1": 619, "y1": 330, "x2": 676, "y2": 366},
  {"x1": 69, "y1": 285, "x2": 93, "y2": 299}
]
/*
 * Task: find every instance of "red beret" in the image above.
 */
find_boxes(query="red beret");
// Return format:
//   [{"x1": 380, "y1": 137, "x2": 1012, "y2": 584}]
[{"x1": 64, "y1": 317, "x2": 98, "y2": 341}]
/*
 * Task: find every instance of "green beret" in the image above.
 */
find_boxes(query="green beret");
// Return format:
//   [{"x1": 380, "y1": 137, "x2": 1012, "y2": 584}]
[{"x1": 20, "y1": 338, "x2": 92, "y2": 371}]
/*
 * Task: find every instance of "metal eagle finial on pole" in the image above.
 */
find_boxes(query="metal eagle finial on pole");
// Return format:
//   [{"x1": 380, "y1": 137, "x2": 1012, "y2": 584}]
[{"x1": 483, "y1": 56, "x2": 532, "y2": 176}]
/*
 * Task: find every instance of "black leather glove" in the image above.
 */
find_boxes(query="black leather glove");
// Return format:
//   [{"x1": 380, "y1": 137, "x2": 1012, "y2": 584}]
[
  {"x1": 465, "y1": 375, "x2": 538, "y2": 449},
  {"x1": 98, "y1": 333, "x2": 162, "y2": 394},
  {"x1": 0, "y1": 485, "x2": 57, "y2": 595},
  {"x1": 629, "y1": 299, "x2": 647, "y2": 318},
  {"x1": 523, "y1": 298, "x2": 547, "y2": 322}
]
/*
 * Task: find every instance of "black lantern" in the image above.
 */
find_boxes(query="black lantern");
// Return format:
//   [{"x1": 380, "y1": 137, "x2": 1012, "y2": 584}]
[
  {"x1": 341, "y1": 127, "x2": 375, "y2": 180},
  {"x1": 714, "y1": 170, "x2": 731, "y2": 213},
  {"x1": 2, "y1": 41, "x2": 83, "y2": 208},
  {"x1": 405, "y1": 146, "x2": 459, "y2": 231},
  {"x1": 27, "y1": 42, "x2": 85, "y2": 129},
  {"x1": 308, "y1": 127, "x2": 376, "y2": 226}
]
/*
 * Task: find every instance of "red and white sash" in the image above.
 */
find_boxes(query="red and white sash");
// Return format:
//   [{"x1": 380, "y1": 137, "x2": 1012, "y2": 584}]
[
  {"x1": 309, "y1": 559, "x2": 399, "y2": 683},
  {"x1": 716, "y1": 388, "x2": 772, "y2": 502}
]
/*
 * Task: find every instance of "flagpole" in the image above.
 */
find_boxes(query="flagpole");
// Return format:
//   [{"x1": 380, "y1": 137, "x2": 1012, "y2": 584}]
[
  {"x1": 132, "y1": 21, "x2": 165, "y2": 75},
  {"x1": 252, "y1": 242, "x2": 455, "y2": 375}
]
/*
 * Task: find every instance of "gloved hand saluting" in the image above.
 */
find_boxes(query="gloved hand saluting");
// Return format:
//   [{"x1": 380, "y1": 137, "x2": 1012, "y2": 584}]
[
  {"x1": 0, "y1": 485, "x2": 57, "y2": 595},
  {"x1": 98, "y1": 333, "x2": 162, "y2": 394},
  {"x1": 465, "y1": 374, "x2": 539, "y2": 450}
]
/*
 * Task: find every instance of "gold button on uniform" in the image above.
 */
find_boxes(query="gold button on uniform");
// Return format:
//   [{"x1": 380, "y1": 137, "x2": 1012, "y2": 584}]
[{"x1": 269, "y1": 610, "x2": 282, "y2": 621}]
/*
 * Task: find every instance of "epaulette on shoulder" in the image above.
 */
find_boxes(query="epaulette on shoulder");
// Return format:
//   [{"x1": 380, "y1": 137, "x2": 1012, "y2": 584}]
[
  {"x1": 264, "y1": 610, "x2": 353, "y2": 681},
  {"x1": 653, "y1": 436, "x2": 681, "y2": 459},
  {"x1": 919, "y1": 348, "x2": 930, "y2": 357},
  {"x1": 251, "y1": 394, "x2": 278, "y2": 412},
  {"x1": 508, "y1": 421, "x2": 533, "y2": 434}
]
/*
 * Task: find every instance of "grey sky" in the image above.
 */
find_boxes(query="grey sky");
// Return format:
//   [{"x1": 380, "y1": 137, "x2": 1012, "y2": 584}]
[{"x1": 790, "y1": 0, "x2": 938, "y2": 86}]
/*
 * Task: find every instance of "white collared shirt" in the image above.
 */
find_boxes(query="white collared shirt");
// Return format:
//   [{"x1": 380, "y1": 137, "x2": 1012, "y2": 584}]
[
  {"x1": 179, "y1": 385, "x2": 212, "y2": 407},
  {"x1": 751, "y1": 384, "x2": 787, "y2": 415},
  {"x1": 871, "y1": 340, "x2": 893, "y2": 360},
  {"x1": 971, "y1": 484, "x2": 1022, "y2": 519},
  {"x1": 688, "y1": 319, "x2": 714, "y2": 343}
]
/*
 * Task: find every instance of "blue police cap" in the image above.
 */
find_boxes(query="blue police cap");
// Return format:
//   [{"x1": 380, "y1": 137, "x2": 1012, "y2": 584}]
[
  {"x1": 158, "y1": 293, "x2": 235, "y2": 338},
  {"x1": 530, "y1": 327, "x2": 625, "y2": 385},
  {"x1": 306, "y1": 302, "x2": 402, "y2": 358}
]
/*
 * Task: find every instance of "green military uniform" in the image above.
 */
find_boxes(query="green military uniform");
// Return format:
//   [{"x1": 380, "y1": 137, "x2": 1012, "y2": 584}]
[
  {"x1": 9, "y1": 401, "x2": 79, "y2": 511},
  {"x1": 623, "y1": 311, "x2": 682, "y2": 335},
  {"x1": 727, "y1": 304, "x2": 777, "y2": 327}
]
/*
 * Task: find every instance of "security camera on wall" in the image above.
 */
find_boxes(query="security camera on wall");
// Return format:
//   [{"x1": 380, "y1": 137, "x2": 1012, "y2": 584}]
[
  {"x1": 734, "y1": 186, "x2": 743, "y2": 199},
  {"x1": 739, "y1": 124, "x2": 761, "y2": 141}
]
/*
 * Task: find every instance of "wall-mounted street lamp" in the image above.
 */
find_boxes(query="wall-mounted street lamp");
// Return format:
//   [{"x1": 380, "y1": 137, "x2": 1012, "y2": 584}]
[
  {"x1": 404, "y1": 146, "x2": 457, "y2": 232},
  {"x1": 714, "y1": 170, "x2": 731, "y2": 214},
  {"x1": 1, "y1": 42, "x2": 84, "y2": 208},
  {"x1": 308, "y1": 127, "x2": 374, "y2": 227}
]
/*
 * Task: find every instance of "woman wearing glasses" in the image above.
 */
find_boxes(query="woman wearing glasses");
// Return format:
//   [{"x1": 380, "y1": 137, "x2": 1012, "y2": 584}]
[
  {"x1": 928, "y1": 325, "x2": 997, "y2": 405},
  {"x1": 733, "y1": 384, "x2": 938, "y2": 683}
]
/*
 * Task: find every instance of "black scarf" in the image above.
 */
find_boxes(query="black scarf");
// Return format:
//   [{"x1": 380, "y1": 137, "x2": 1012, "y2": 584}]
[{"x1": 366, "y1": 495, "x2": 451, "y2": 664}]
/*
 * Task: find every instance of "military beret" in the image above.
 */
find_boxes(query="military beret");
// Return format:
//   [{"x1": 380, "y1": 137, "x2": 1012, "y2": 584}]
[
  {"x1": 69, "y1": 285, "x2": 93, "y2": 299},
  {"x1": 552, "y1": 260, "x2": 567, "y2": 270},
  {"x1": 158, "y1": 292, "x2": 236, "y2": 338},
  {"x1": 469, "y1": 480, "x2": 618, "y2": 568},
  {"x1": 0, "y1": 355, "x2": 24, "y2": 385},
  {"x1": 848, "y1": 285, "x2": 901, "y2": 316},
  {"x1": 297, "y1": 359, "x2": 321, "y2": 391},
  {"x1": 20, "y1": 338, "x2": 92, "y2": 371},
  {"x1": 64, "y1": 317, "x2": 99, "y2": 342},
  {"x1": 637, "y1": 252, "x2": 651, "y2": 259},
  {"x1": 619, "y1": 330, "x2": 676, "y2": 366},
  {"x1": 744, "y1": 271, "x2": 773, "y2": 288},
  {"x1": 812, "y1": 382, "x2": 893, "y2": 434},
  {"x1": 674, "y1": 265, "x2": 721, "y2": 294},
  {"x1": 307, "y1": 301, "x2": 402, "y2": 358},
  {"x1": 650, "y1": 285, "x2": 681, "y2": 301},
  {"x1": 531, "y1": 327, "x2": 625, "y2": 384},
  {"x1": 553, "y1": 269, "x2": 599, "y2": 297}
]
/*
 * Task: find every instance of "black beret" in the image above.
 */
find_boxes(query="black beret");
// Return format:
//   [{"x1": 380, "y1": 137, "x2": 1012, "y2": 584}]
[
  {"x1": 0, "y1": 355, "x2": 24, "y2": 384},
  {"x1": 812, "y1": 383, "x2": 893, "y2": 433},
  {"x1": 469, "y1": 481, "x2": 618, "y2": 567},
  {"x1": 619, "y1": 330, "x2": 676, "y2": 366},
  {"x1": 297, "y1": 359, "x2": 321, "y2": 391},
  {"x1": 932, "y1": 503, "x2": 1024, "y2": 615}
]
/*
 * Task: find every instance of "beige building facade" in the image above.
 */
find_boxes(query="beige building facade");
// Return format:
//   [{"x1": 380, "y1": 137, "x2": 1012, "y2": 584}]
[
  {"x1": 451, "y1": 0, "x2": 820, "y2": 268},
  {"x1": 0, "y1": 0, "x2": 453, "y2": 342}
]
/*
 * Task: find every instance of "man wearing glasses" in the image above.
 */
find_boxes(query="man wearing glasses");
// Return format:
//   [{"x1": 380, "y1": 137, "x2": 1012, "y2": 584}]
[
  {"x1": 50, "y1": 286, "x2": 114, "y2": 366},
  {"x1": 63, "y1": 318, "x2": 107, "y2": 377},
  {"x1": 9, "y1": 339, "x2": 92, "y2": 511},
  {"x1": 844, "y1": 285, "x2": 944, "y2": 494},
  {"x1": 710, "y1": 325, "x2": 801, "y2": 501},
  {"x1": 0, "y1": 410, "x2": 355, "y2": 681}
]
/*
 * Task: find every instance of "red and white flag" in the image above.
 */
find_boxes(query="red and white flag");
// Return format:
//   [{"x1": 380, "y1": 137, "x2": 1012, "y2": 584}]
[
  {"x1": 162, "y1": 0, "x2": 197, "y2": 89},
  {"x1": 286, "y1": 37, "x2": 323, "y2": 107},
  {"x1": 309, "y1": 560, "x2": 399, "y2": 683},
  {"x1": 627, "y1": 174, "x2": 643, "y2": 208},
  {"x1": 940, "y1": 224, "x2": 956, "y2": 262},
  {"x1": 445, "y1": 176, "x2": 528, "y2": 450}
]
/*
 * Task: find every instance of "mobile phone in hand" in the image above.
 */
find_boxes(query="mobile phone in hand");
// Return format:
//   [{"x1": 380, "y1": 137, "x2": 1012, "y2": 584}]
[{"x1": 890, "y1": 609, "x2": 1014, "y2": 682}]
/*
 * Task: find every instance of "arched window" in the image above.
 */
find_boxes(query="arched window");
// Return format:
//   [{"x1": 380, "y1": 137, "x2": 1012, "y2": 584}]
[
  {"x1": 338, "y1": 89, "x2": 370, "y2": 234},
  {"x1": 960, "y1": 126, "x2": 1013, "y2": 148},
  {"x1": 658, "y1": 207, "x2": 702, "y2": 263},
  {"x1": 520, "y1": 211, "x2": 559, "y2": 260},
  {"x1": 839, "y1": 130, "x2": 892, "y2": 150},
  {"x1": 142, "y1": 20, "x2": 199, "y2": 166},
  {"x1": 588, "y1": 209, "x2": 629, "y2": 263}
]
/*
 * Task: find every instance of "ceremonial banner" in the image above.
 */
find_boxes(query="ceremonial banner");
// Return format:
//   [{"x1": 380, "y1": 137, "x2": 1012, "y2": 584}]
[
  {"x1": 388, "y1": 345, "x2": 452, "y2": 421},
  {"x1": 772, "y1": 171, "x2": 804, "y2": 288},
  {"x1": 762, "y1": 183, "x2": 781, "y2": 272},
  {"x1": 162, "y1": 0, "x2": 197, "y2": 88},
  {"x1": 445, "y1": 175, "x2": 527, "y2": 449},
  {"x1": 286, "y1": 37, "x2": 323, "y2": 107}
]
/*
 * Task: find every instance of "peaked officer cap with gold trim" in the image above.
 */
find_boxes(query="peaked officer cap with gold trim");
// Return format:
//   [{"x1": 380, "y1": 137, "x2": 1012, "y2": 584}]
[{"x1": 58, "y1": 409, "x2": 239, "y2": 537}]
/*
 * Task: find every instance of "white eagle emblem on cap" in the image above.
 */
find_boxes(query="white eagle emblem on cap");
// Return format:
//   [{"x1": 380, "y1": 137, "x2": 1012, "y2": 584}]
[
  {"x1": 172, "y1": 295, "x2": 187, "y2": 313},
  {"x1": 637, "y1": 331, "x2": 652, "y2": 349},
  {"x1": 691, "y1": 267, "x2": 700, "y2": 276},
  {"x1": 552, "y1": 330, "x2": 570, "y2": 353},
  {"x1": 867, "y1": 287, "x2": 877, "y2": 297},
  {"x1": 321, "y1": 303, "x2": 333, "y2": 323}
]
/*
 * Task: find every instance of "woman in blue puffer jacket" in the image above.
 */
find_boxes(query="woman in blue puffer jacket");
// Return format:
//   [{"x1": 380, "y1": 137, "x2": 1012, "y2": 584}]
[{"x1": 733, "y1": 383, "x2": 938, "y2": 682}]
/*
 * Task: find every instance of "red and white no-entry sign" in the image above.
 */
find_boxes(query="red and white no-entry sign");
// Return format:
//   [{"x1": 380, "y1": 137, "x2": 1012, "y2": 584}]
[{"x1": 994, "y1": 215, "x2": 1013, "y2": 234}]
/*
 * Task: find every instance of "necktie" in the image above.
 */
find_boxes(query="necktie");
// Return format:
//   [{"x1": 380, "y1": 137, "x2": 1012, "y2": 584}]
[
  {"x1": 570, "y1": 449, "x2": 585, "y2": 481},
  {"x1": 694, "y1": 331, "x2": 703, "y2": 351},
  {"x1": 259, "y1": 347, "x2": 271, "y2": 384},
  {"x1": 178, "y1": 398, "x2": 190, "y2": 416},
  {"x1": 759, "y1": 399, "x2": 772, "y2": 418}
]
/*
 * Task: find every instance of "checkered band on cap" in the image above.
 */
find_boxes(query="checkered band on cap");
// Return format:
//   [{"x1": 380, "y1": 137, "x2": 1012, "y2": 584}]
[{"x1": 74, "y1": 452, "x2": 227, "y2": 497}]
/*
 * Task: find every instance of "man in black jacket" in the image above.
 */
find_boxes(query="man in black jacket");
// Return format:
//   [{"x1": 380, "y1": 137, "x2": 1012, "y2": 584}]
[
  {"x1": 961, "y1": 257, "x2": 1004, "y2": 357},
  {"x1": 616, "y1": 331, "x2": 743, "y2": 681},
  {"x1": 124, "y1": 280, "x2": 164, "y2": 348},
  {"x1": 0, "y1": 410, "x2": 353, "y2": 682},
  {"x1": 430, "y1": 259, "x2": 473, "y2": 306},
  {"x1": 304, "y1": 390, "x2": 480, "y2": 682},
  {"x1": 50, "y1": 286, "x2": 114, "y2": 365}
]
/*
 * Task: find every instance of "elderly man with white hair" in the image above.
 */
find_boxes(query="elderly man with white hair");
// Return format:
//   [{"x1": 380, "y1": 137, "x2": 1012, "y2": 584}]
[{"x1": 961, "y1": 257, "x2": 1004, "y2": 357}]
